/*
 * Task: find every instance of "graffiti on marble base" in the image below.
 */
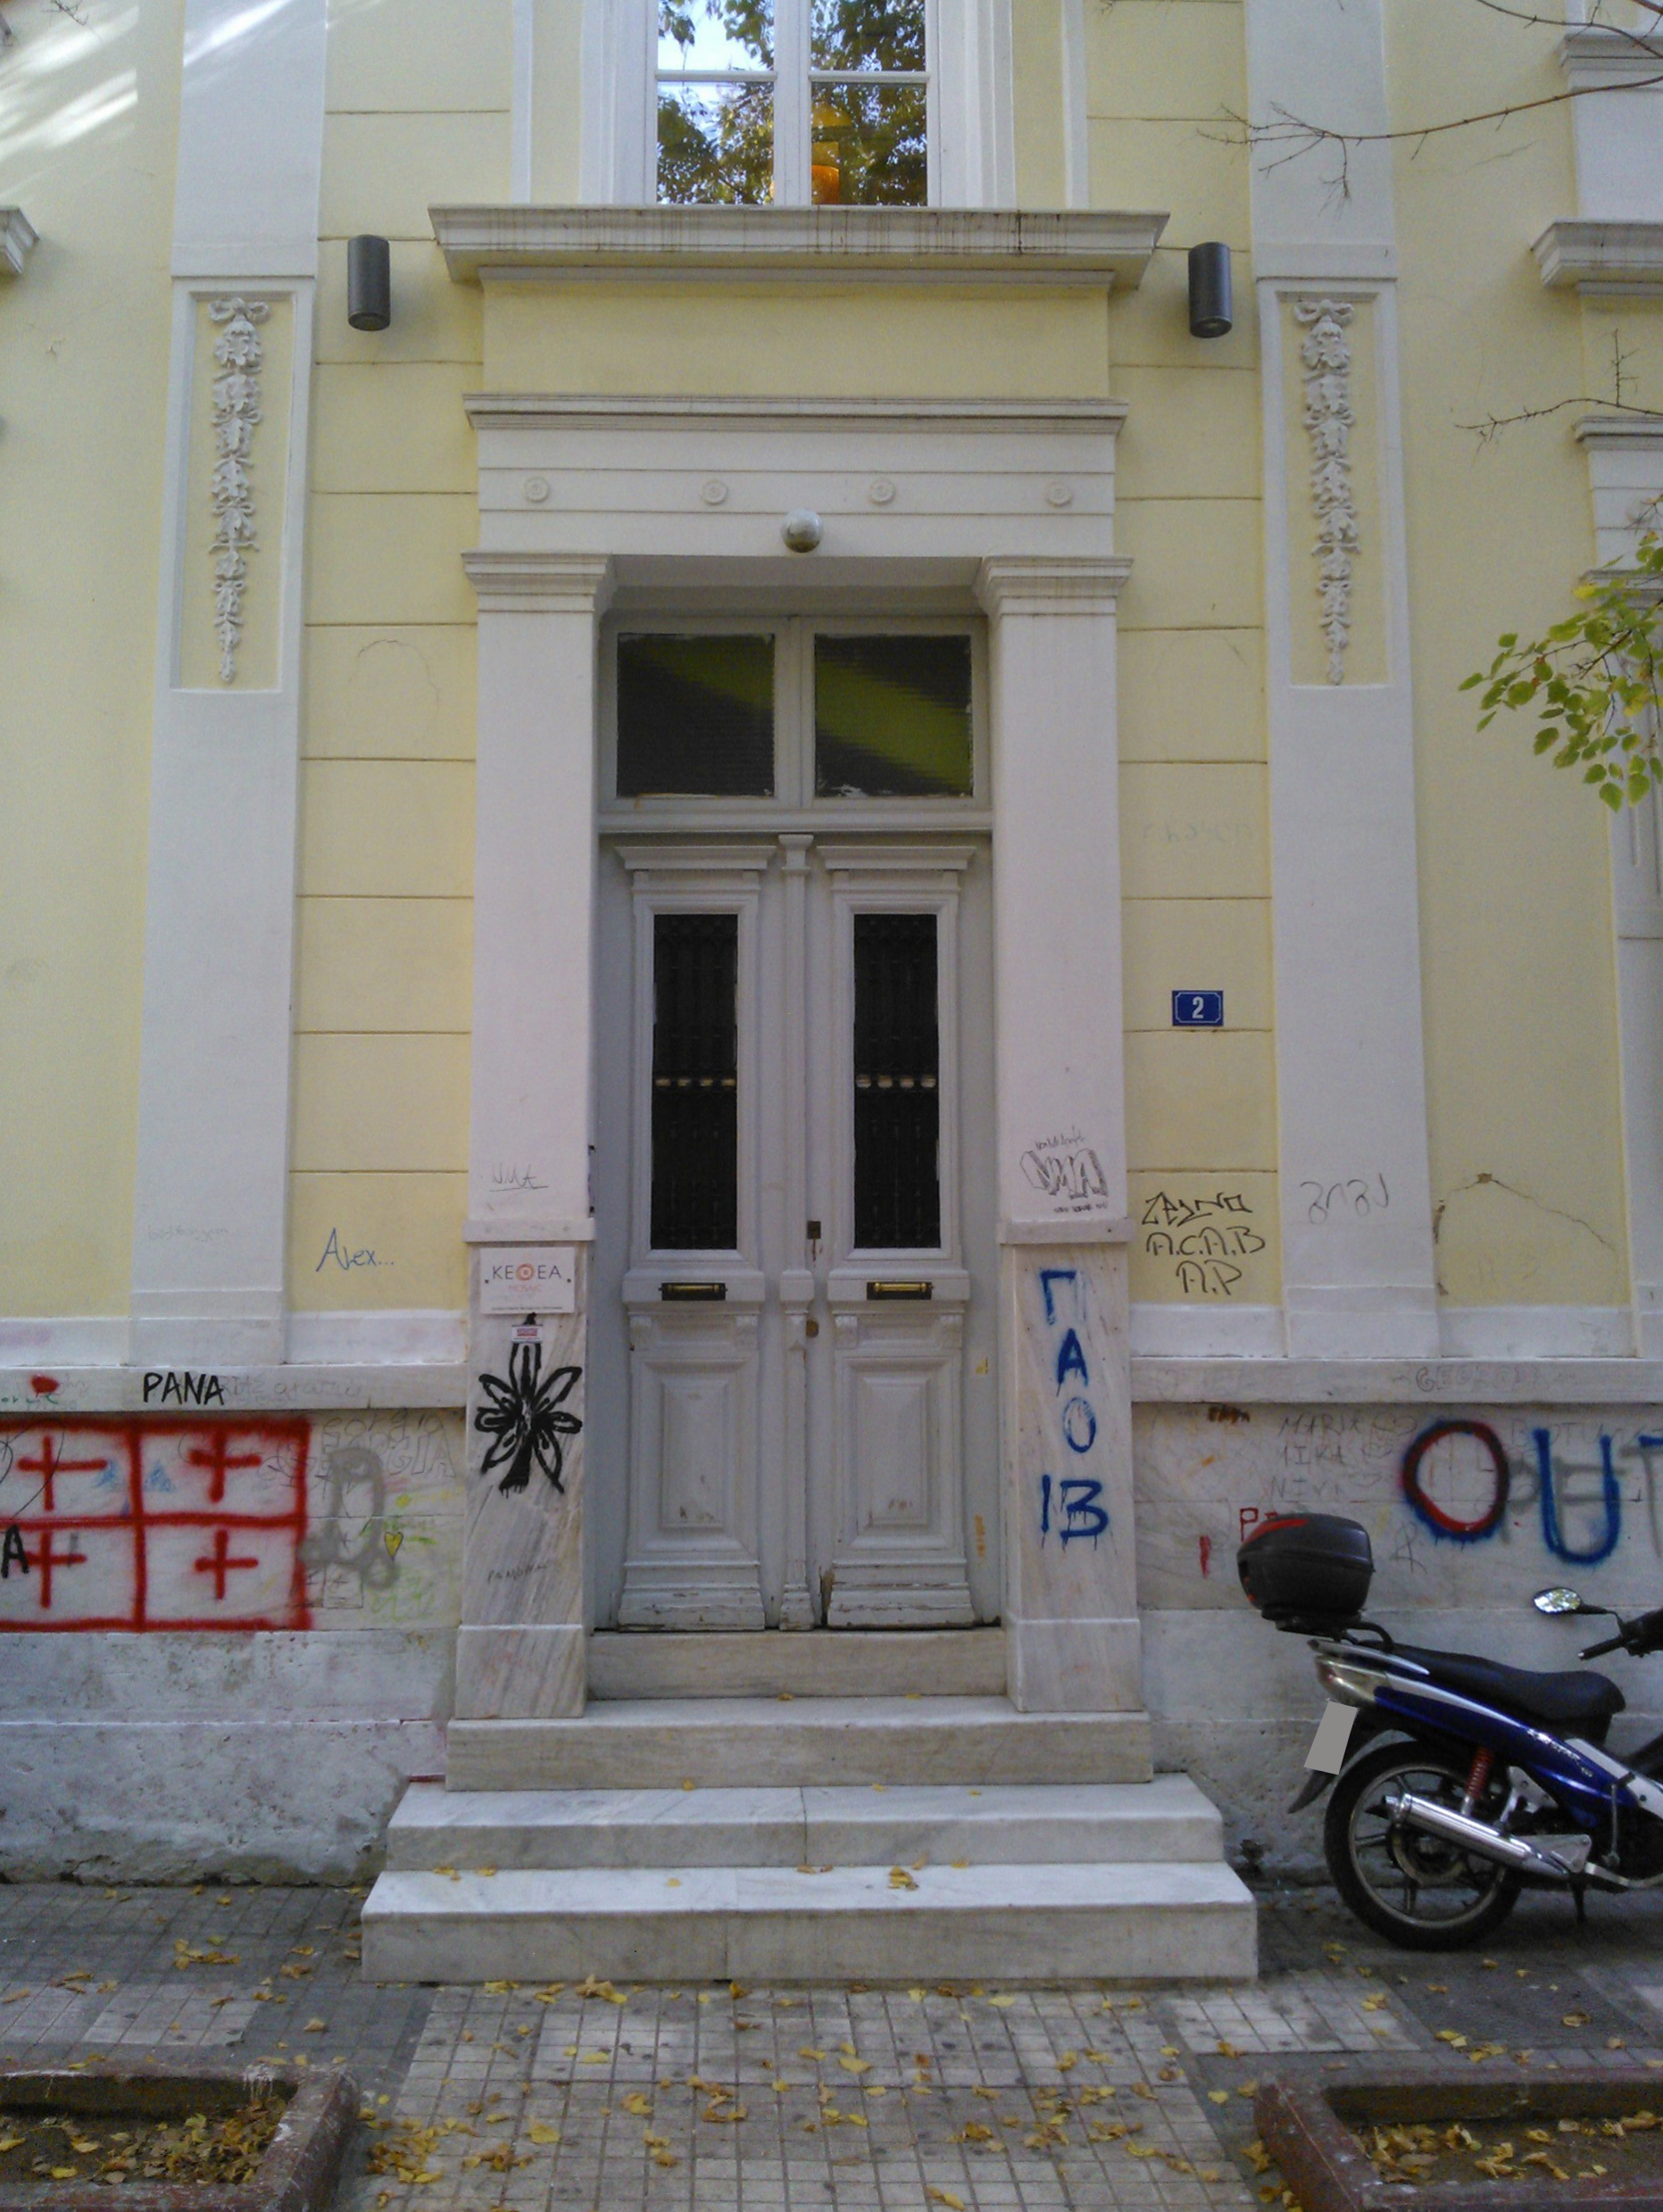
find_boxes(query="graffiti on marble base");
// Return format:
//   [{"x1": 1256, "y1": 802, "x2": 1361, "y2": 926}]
[
  {"x1": 1039, "y1": 1473, "x2": 1110, "y2": 1548},
  {"x1": 1401, "y1": 1418, "x2": 1626, "y2": 1568},
  {"x1": 475, "y1": 1328, "x2": 582, "y2": 1495},
  {"x1": 1035, "y1": 1268, "x2": 1110, "y2": 1550},
  {"x1": 0, "y1": 1418, "x2": 312, "y2": 1630},
  {"x1": 297, "y1": 1443, "x2": 401, "y2": 1592},
  {"x1": 142, "y1": 1370, "x2": 226, "y2": 1407}
]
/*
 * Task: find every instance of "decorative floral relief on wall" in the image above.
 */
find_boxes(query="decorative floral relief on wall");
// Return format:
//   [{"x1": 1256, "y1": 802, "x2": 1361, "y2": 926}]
[
  {"x1": 1295, "y1": 296, "x2": 1359, "y2": 686},
  {"x1": 207, "y1": 296, "x2": 269, "y2": 685}
]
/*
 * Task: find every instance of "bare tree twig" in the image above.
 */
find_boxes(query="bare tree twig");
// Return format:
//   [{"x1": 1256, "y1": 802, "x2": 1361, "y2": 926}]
[{"x1": 1209, "y1": 0, "x2": 1663, "y2": 184}]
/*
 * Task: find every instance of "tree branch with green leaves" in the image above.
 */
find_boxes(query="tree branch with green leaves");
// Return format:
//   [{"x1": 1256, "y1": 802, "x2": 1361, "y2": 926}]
[{"x1": 1464, "y1": 530, "x2": 1663, "y2": 811}]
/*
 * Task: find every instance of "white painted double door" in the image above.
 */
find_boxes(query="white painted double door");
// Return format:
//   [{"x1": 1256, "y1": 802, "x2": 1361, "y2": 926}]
[{"x1": 590, "y1": 835, "x2": 999, "y2": 1631}]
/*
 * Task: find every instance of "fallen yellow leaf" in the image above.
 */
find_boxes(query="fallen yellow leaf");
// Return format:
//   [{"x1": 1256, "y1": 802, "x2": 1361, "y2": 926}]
[
  {"x1": 927, "y1": 2189, "x2": 966, "y2": 2208},
  {"x1": 527, "y1": 2124, "x2": 561, "y2": 2145}
]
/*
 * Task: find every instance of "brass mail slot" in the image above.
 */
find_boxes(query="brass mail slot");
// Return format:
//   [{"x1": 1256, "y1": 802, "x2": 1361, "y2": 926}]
[
  {"x1": 867, "y1": 1280, "x2": 934, "y2": 1301},
  {"x1": 661, "y1": 1281, "x2": 727, "y2": 1302}
]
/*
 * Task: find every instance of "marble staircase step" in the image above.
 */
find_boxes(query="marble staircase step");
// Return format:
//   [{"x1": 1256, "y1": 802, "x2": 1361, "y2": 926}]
[
  {"x1": 387, "y1": 1775, "x2": 1222, "y2": 1872},
  {"x1": 587, "y1": 1628, "x2": 1006, "y2": 1701},
  {"x1": 362, "y1": 1858, "x2": 1257, "y2": 1985},
  {"x1": 445, "y1": 1697, "x2": 1152, "y2": 1791}
]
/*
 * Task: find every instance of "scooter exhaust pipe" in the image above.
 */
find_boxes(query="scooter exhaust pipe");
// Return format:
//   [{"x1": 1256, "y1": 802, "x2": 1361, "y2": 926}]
[{"x1": 1387, "y1": 1791, "x2": 1592, "y2": 1882}]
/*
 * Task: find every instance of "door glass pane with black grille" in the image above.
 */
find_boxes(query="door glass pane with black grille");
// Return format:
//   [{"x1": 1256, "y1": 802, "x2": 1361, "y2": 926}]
[
  {"x1": 651, "y1": 912, "x2": 738, "y2": 1250},
  {"x1": 852, "y1": 911, "x2": 940, "y2": 1249}
]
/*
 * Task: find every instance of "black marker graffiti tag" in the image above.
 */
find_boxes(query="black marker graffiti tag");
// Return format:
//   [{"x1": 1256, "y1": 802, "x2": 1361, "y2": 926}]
[{"x1": 474, "y1": 1326, "x2": 583, "y2": 1495}]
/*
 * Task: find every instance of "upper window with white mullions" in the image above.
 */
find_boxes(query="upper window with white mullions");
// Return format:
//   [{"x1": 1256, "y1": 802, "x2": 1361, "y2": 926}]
[{"x1": 656, "y1": 0, "x2": 930, "y2": 206}]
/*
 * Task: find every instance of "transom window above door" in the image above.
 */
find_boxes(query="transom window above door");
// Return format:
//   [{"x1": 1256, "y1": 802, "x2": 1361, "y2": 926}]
[
  {"x1": 657, "y1": 0, "x2": 929, "y2": 205},
  {"x1": 604, "y1": 620, "x2": 982, "y2": 812}
]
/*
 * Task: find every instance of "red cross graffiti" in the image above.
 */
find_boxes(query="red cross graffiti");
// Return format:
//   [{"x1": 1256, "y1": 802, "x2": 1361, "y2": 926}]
[
  {"x1": 27, "y1": 1533, "x2": 88, "y2": 1609},
  {"x1": 15, "y1": 1436, "x2": 107, "y2": 1513},
  {"x1": 185, "y1": 1433, "x2": 263, "y2": 1505},
  {"x1": 192, "y1": 1528, "x2": 260, "y2": 1602}
]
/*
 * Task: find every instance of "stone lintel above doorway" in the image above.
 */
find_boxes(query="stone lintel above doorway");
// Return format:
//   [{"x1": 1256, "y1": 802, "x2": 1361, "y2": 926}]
[{"x1": 463, "y1": 399, "x2": 1127, "y2": 585}]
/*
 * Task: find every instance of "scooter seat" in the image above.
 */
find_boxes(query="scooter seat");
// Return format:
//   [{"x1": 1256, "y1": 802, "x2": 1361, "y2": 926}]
[{"x1": 1397, "y1": 1645, "x2": 1626, "y2": 1735}]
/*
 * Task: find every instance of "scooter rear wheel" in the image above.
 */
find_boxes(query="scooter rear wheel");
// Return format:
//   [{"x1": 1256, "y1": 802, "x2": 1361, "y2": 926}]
[{"x1": 1325, "y1": 1740, "x2": 1522, "y2": 1950}]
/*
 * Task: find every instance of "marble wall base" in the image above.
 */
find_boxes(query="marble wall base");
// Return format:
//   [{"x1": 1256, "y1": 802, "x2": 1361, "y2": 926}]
[
  {"x1": 454, "y1": 1624, "x2": 585, "y2": 1721},
  {"x1": 456, "y1": 1262, "x2": 588, "y2": 1723},
  {"x1": 1002, "y1": 1241, "x2": 1142, "y2": 1714}
]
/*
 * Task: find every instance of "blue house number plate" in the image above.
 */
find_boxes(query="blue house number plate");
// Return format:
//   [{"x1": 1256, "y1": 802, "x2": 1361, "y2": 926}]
[{"x1": 1172, "y1": 990, "x2": 1224, "y2": 1028}]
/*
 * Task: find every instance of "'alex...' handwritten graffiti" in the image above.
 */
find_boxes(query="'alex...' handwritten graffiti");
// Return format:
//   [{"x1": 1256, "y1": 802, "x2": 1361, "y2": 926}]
[
  {"x1": 1035, "y1": 1268, "x2": 1109, "y2": 1547},
  {"x1": 0, "y1": 1418, "x2": 311, "y2": 1631}
]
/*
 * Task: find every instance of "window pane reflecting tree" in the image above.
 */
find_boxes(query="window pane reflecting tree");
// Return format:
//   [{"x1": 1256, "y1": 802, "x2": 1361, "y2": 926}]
[{"x1": 658, "y1": 0, "x2": 775, "y2": 204}]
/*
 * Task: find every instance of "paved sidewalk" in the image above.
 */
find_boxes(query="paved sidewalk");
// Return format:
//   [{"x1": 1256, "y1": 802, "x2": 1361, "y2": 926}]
[{"x1": 3, "y1": 1882, "x2": 1663, "y2": 2210}]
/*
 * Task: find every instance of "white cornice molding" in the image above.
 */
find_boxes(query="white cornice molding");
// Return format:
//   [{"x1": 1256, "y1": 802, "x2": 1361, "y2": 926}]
[
  {"x1": 976, "y1": 554, "x2": 1134, "y2": 616},
  {"x1": 1561, "y1": 24, "x2": 1663, "y2": 85},
  {"x1": 430, "y1": 204, "x2": 1168, "y2": 288},
  {"x1": 0, "y1": 1364, "x2": 467, "y2": 1413},
  {"x1": 0, "y1": 207, "x2": 37, "y2": 279},
  {"x1": 1130, "y1": 1356, "x2": 1663, "y2": 1405},
  {"x1": 461, "y1": 550, "x2": 616, "y2": 614},
  {"x1": 1576, "y1": 411, "x2": 1663, "y2": 447},
  {"x1": 1584, "y1": 563, "x2": 1663, "y2": 604},
  {"x1": 464, "y1": 392, "x2": 1130, "y2": 437},
  {"x1": 1534, "y1": 217, "x2": 1663, "y2": 292}
]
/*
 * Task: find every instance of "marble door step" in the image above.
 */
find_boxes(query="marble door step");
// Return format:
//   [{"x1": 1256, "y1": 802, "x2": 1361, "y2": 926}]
[
  {"x1": 361, "y1": 1858, "x2": 1257, "y2": 1985},
  {"x1": 387, "y1": 1775, "x2": 1223, "y2": 1872},
  {"x1": 587, "y1": 1627, "x2": 1006, "y2": 1701},
  {"x1": 445, "y1": 1697, "x2": 1153, "y2": 1791}
]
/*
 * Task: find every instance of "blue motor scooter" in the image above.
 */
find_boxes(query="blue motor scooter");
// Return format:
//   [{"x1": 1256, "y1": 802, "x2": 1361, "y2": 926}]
[{"x1": 1238, "y1": 1512, "x2": 1663, "y2": 1949}]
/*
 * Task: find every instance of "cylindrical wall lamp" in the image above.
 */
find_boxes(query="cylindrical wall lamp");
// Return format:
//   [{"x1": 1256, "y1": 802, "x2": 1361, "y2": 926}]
[
  {"x1": 347, "y1": 234, "x2": 391, "y2": 331},
  {"x1": 1187, "y1": 241, "x2": 1233, "y2": 339}
]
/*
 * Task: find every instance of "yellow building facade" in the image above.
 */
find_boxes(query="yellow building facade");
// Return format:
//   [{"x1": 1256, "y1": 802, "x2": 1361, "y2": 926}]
[{"x1": 2, "y1": 0, "x2": 1661, "y2": 1969}]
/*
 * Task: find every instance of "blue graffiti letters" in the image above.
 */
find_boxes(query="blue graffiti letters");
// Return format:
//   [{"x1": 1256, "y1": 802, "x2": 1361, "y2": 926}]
[
  {"x1": 1534, "y1": 1426, "x2": 1622, "y2": 1567},
  {"x1": 1055, "y1": 1327, "x2": 1089, "y2": 1390},
  {"x1": 1401, "y1": 1419, "x2": 1510, "y2": 1544},
  {"x1": 1060, "y1": 1396, "x2": 1097, "y2": 1454},
  {"x1": 1038, "y1": 1268, "x2": 1077, "y2": 1326},
  {"x1": 1038, "y1": 1473, "x2": 1109, "y2": 1546}
]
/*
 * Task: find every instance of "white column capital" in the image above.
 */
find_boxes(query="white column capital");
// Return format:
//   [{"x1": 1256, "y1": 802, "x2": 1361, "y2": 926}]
[
  {"x1": 976, "y1": 554, "x2": 1133, "y2": 619},
  {"x1": 462, "y1": 551, "x2": 616, "y2": 615}
]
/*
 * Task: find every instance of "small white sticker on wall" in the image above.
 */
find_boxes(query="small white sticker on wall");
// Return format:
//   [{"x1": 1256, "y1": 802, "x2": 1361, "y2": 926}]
[{"x1": 480, "y1": 1246, "x2": 578, "y2": 1315}]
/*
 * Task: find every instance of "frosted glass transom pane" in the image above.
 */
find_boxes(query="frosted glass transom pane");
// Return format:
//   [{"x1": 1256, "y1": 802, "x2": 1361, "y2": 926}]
[
  {"x1": 618, "y1": 635, "x2": 777, "y2": 797},
  {"x1": 815, "y1": 636, "x2": 973, "y2": 797}
]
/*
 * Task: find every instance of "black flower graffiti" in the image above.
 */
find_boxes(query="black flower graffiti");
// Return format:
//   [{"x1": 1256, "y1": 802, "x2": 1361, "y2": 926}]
[{"x1": 474, "y1": 1332, "x2": 582, "y2": 1495}]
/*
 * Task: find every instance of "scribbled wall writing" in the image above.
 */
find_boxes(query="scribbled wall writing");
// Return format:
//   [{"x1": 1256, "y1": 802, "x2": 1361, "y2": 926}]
[
  {"x1": 1020, "y1": 1132, "x2": 1109, "y2": 1213},
  {"x1": 1137, "y1": 1186, "x2": 1267, "y2": 1300},
  {"x1": 0, "y1": 1418, "x2": 312, "y2": 1631},
  {"x1": 0, "y1": 1412, "x2": 466, "y2": 1632},
  {"x1": 1134, "y1": 1401, "x2": 1663, "y2": 1611}
]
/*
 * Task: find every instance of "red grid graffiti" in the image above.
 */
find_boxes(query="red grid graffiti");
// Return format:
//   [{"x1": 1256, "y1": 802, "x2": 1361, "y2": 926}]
[{"x1": 0, "y1": 1417, "x2": 312, "y2": 1632}]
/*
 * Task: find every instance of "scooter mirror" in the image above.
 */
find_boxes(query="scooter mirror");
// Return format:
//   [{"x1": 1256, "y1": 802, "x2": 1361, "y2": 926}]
[{"x1": 1534, "y1": 1585, "x2": 1587, "y2": 1616}]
